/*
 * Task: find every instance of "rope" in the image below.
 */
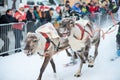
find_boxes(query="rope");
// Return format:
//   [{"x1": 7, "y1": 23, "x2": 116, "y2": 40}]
[{"x1": 90, "y1": 13, "x2": 119, "y2": 39}]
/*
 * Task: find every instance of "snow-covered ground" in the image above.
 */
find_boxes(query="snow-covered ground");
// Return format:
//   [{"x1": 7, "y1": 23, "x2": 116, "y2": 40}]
[{"x1": 0, "y1": 24, "x2": 120, "y2": 80}]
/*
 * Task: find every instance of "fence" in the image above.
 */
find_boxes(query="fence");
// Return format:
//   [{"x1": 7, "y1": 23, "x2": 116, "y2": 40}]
[
  {"x1": 0, "y1": 22, "x2": 27, "y2": 55},
  {"x1": 88, "y1": 12, "x2": 118, "y2": 27}
]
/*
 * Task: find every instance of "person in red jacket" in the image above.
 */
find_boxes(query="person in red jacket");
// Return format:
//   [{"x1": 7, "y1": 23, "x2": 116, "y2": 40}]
[
  {"x1": 13, "y1": 3, "x2": 26, "y2": 53},
  {"x1": 88, "y1": 1, "x2": 97, "y2": 22}
]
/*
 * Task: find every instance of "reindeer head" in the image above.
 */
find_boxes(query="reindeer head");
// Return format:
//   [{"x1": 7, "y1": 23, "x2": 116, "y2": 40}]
[
  {"x1": 24, "y1": 32, "x2": 39, "y2": 56},
  {"x1": 57, "y1": 18, "x2": 75, "y2": 37}
]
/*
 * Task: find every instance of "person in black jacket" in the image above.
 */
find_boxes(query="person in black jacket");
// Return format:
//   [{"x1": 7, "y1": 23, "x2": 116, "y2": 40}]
[
  {"x1": 116, "y1": 1, "x2": 120, "y2": 56},
  {"x1": 26, "y1": 6, "x2": 36, "y2": 32},
  {"x1": 0, "y1": 9, "x2": 18, "y2": 56},
  {"x1": 45, "y1": 8, "x2": 54, "y2": 23}
]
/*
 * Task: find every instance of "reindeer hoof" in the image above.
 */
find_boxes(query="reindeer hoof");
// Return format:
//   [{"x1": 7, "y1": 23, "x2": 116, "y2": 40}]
[
  {"x1": 82, "y1": 60, "x2": 86, "y2": 63},
  {"x1": 88, "y1": 65, "x2": 94, "y2": 68},
  {"x1": 82, "y1": 61, "x2": 86, "y2": 64},
  {"x1": 74, "y1": 74, "x2": 81, "y2": 77}
]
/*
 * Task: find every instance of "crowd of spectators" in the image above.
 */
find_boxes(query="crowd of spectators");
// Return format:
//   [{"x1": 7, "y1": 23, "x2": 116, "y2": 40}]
[
  {"x1": 61, "y1": 0, "x2": 119, "y2": 22},
  {"x1": 0, "y1": 3, "x2": 55, "y2": 56},
  {"x1": 0, "y1": 0, "x2": 119, "y2": 56}
]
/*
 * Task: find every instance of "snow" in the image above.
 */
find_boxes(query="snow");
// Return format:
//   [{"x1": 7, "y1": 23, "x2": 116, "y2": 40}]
[{"x1": 0, "y1": 24, "x2": 120, "y2": 80}]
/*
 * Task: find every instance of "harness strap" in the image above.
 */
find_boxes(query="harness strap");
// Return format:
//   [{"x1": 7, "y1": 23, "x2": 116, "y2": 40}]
[
  {"x1": 75, "y1": 23, "x2": 85, "y2": 40},
  {"x1": 40, "y1": 32, "x2": 50, "y2": 51},
  {"x1": 40, "y1": 32, "x2": 59, "y2": 52}
]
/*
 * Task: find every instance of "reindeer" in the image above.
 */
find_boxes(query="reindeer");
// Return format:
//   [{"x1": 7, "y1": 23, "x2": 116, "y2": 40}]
[
  {"x1": 24, "y1": 23, "x2": 72, "y2": 80},
  {"x1": 57, "y1": 18, "x2": 101, "y2": 77}
]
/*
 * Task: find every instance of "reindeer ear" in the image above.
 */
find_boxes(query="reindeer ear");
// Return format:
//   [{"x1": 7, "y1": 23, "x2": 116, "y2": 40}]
[{"x1": 27, "y1": 32, "x2": 33, "y2": 37}]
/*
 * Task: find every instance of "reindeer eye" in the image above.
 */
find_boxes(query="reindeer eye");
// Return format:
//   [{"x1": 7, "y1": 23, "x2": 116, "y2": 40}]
[{"x1": 33, "y1": 39, "x2": 38, "y2": 43}]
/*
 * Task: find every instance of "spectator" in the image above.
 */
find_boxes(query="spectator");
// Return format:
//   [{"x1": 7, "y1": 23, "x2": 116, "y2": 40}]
[
  {"x1": 72, "y1": 2, "x2": 83, "y2": 15},
  {"x1": 34, "y1": 6, "x2": 41, "y2": 20},
  {"x1": 56, "y1": 5, "x2": 62, "y2": 22},
  {"x1": 0, "y1": 9, "x2": 18, "y2": 56},
  {"x1": 89, "y1": 1, "x2": 97, "y2": 13},
  {"x1": 34, "y1": 6, "x2": 41, "y2": 28},
  {"x1": 116, "y1": 0, "x2": 120, "y2": 53},
  {"x1": 88, "y1": 1, "x2": 97, "y2": 22},
  {"x1": 81, "y1": 2, "x2": 89, "y2": 17},
  {"x1": 26, "y1": 6, "x2": 36, "y2": 32},
  {"x1": 39, "y1": 6, "x2": 46, "y2": 25},
  {"x1": 13, "y1": 3, "x2": 26, "y2": 53},
  {"x1": 45, "y1": 8, "x2": 54, "y2": 23},
  {"x1": 110, "y1": 1, "x2": 118, "y2": 13},
  {"x1": 94, "y1": 2, "x2": 100, "y2": 12},
  {"x1": 65, "y1": 0, "x2": 71, "y2": 10},
  {"x1": 99, "y1": 2, "x2": 109, "y2": 14},
  {"x1": 62, "y1": 4, "x2": 71, "y2": 18}
]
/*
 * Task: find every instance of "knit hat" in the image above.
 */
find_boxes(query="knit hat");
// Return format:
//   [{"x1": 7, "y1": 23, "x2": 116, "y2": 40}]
[
  {"x1": 40, "y1": 6, "x2": 44, "y2": 10},
  {"x1": 29, "y1": 6, "x2": 34, "y2": 9},
  {"x1": 19, "y1": 3, "x2": 24, "y2": 9}
]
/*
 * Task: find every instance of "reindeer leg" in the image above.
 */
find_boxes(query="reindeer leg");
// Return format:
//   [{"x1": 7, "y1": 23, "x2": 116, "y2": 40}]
[
  {"x1": 94, "y1": 40, "x2": 100, "y2": 61},
  {"x1": 65, "y1": 48, "x2": 72, "y2": 57},
  {"x1": 74, "y1": 62, "x2": 83, "y2": 77},
  {"x1": 84, "y1": 51, "x2": 89, "y2": 61},
  {"x1": 74, "y1": 53, "x2": 84, "y2": 77},
  {"x1": 88, "y1": 40, "x2": 100, "y2": 68},
  {"x1": 78, "y1": 50, "x2": 86, "y2": 63},
  {"x1": 50, "y1": 58, "x2": 56, "y2": 73},
  {"x1": 94, "y1": 46, "x2": 98, "y2": 60},
  {"x1": 37, "y1": 55, "x2": 51, "y2": 80},
  {"x1": 84, "y1": 41, "x2": 90, "y2": 61}
]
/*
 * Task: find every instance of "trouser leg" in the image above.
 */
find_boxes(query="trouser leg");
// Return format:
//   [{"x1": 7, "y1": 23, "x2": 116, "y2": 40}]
[{"x1": 0, "y1": 33, "x2": 9, "y2": 53}]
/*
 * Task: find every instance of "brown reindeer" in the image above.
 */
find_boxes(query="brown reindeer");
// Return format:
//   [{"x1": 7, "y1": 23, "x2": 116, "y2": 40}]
[
  {"x1": 24, "y1": 23, "x2": 72, "y2": 80},
  {"x1": 57, "y1": 18, "x2": 101, "y2": 77}
]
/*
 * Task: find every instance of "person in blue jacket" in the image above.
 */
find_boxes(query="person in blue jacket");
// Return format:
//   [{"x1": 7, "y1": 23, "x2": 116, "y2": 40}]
[{"x1": 72, "y1": 2, "x2": 83, "y2": 15}]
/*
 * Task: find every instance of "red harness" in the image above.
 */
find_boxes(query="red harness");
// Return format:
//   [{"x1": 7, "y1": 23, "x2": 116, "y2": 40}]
[
  {"x1": 40, "y1": 32, "x2": 50, "y2": 51},
  {"x1": 75, "y1": 23, "x2": 85, "y2": 40}
]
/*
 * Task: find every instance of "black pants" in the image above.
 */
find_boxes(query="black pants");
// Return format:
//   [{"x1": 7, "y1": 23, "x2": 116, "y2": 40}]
[
  {"x1": 27, "y1": 21, "x2": 35, "y2": 32},
  {"x1": 0, "y1": 33, "x2": 9, "y2": 53}
]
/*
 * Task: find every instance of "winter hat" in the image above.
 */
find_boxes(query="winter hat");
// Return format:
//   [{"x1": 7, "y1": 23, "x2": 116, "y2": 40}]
[
  {"x1": 75, "y1": 2, "x2": 80, "y2": 5},
  {"x1": 29, "y1": 6, "x2": 34, "y2": 9},
  {"x1": 66, "y1": 0, "x2": 70, "y2": 3},
  {"x1": 56, "y1": 6, "x2": 61, "y2": 13},
  {"x1": 19, "y1": 3, "x2": 24, "y2": 9},
  {"x1": 49, "y1": 8, "x2": 54, "y2": 11},
  {"x1": 40, "y1": 6, "x2": 44, "y2": 10},
  {"x1": 83, "y1": 2, "x2": 86, "y2": 4}
]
